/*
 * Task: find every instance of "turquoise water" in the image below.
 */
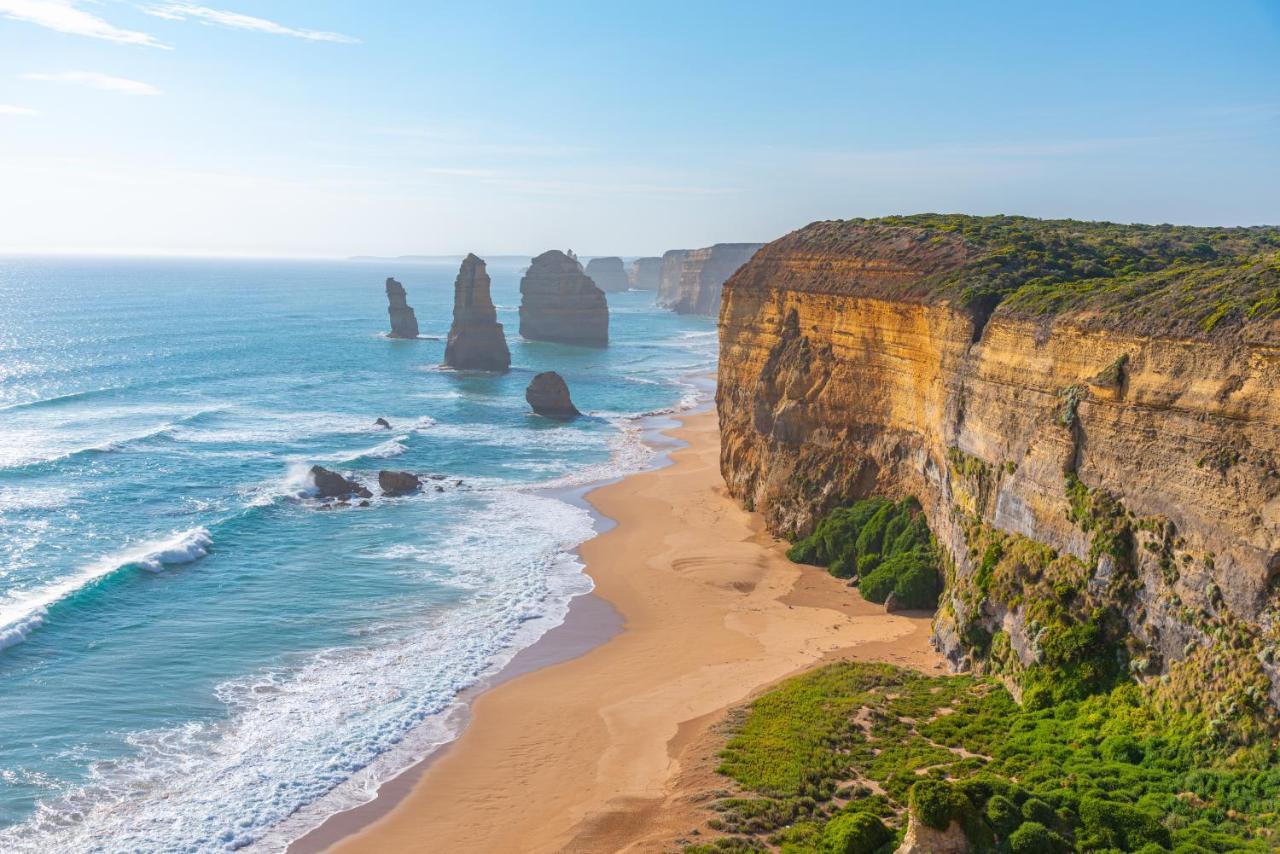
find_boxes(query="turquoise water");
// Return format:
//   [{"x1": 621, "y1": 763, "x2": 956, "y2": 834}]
[{"x1": 0, "y1": 257, "x2": 716, "y2": 851}]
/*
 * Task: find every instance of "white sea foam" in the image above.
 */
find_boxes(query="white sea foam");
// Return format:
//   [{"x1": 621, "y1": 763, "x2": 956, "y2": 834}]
[
  {"x1": 0, "y1": 528, "x2": 213, "y2": 652},
  {"x1": 0, "y1": 494, "x2": 593, "y2": 853}
]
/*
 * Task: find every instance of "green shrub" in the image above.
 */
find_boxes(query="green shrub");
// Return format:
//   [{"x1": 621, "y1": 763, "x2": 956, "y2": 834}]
[
  {"x1": 1008, "y1": 820, "x2": 1065, "y2": 853},
  {"x1": 1099, "y1": 734, "x2": 1144, "y2": 764},
  {"x1": 909, "y1": 779, "x2": 960, "y2": 831},
  {"x1": 986, "y1": 793, "x2": 1020, "y2": 835},
  {"x1": 1021, "y1": 796, "x2": 1056, "y2": 826},
  {"x1": 1079, "y1": 797, "x2": 1171, "y2": 850},
  {"x1": 819, "y1": 811, "x2": 891, "y2": 854}
]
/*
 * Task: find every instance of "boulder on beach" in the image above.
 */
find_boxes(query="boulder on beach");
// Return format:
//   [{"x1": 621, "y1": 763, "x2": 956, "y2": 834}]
[
  {"x1": 884, "y1": 591, "x2": 903, "y2": 613},
  {"x1": 385, "y1": 277, "x2": 420, "y2": 339},
  {"x1": 525, "y1": 371, "x2": 580, "y2": 419},
  {"x1": 310, "y1": 466, "x2": 373, "y2": 499},
  {"x1": 518, "y1": 250, "x2": 608, "y2": 347},
  {"x1": 443, "y1": 253, "x2": 511, "y2": 371},
  {"x1": 378, "y1": 470, "x2": 422, "y2": 496}
]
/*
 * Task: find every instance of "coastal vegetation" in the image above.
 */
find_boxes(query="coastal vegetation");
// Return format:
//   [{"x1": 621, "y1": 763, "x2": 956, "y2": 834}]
[
  {"x1": 683, "y1": 662, "x2": 1280, "y2": 853},
  {"x1": 786, "y1": 498, "x2": 940, "y2": 610},
  {"x1": 811, "y1": 214, "x2": 1280, "y2": 336}
]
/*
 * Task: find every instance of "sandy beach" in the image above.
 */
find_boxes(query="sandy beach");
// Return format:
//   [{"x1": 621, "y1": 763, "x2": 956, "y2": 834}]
[{"x1": 312, "y1": 409, "x2": 945, "y2": 853}]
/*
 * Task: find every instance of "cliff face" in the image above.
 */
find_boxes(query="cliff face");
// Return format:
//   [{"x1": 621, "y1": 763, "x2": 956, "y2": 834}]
[
  {"x1": 629, "y1": 256, "x2": 662, "y2": 290},
  {"x1": 385, "y1": 277, "x2": 419, "y2": 339},
  {"x1": 660, "y1": 243, "x2": 764, "y2": 315},
  {"x1": 657, "y1": 249, "x2": 691, "y2": 307},
  {"x1": 718, "y1": 216, "x2": 1280, "y2": 717},
  {"x1": 444, "y1": 253, "x2": 510, "y2": 371},
  {"x1": 519, "y1": 250, "x2": 609, "y2": 347},
  {"x1": 584, "y1": 256, "x2": 630, "y2": 293}
]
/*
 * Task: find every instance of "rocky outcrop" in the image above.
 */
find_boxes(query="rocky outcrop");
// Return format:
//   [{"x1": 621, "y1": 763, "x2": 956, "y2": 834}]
[
  {"x1": 629, "y1": 256, "x2": 662, "y2": 290},
  {"x1": 378, "y1": 470, "x2": 422, "y2": 496},
  {"x1": 717, "y1": 215, "x2": 1280, "y2": 718},
  {"x1": 444, "y1": 253, "x2": 511, "y2": 371},
  {"x1": 310, "y1": 466, "x2": 373, "y2": 499},
  {"x1": 385, "y1": 277, "x2": 420, "y2": 339},
  {"x1": 657, "y1": 249, "x2": 691, "y2": 307},
  {"x1": 374, "y1": 417, "x2": 391, "y2": 429},
  {"x1": 659, "y1": 243, "x2": 763, "y2": 315},
  {"x1": 519, "y1": 250, "x2": 609, "y2": 347},
  {"x1": 525, "y1": 371, "x2": 580, "y2": 418},
  {"x1": 584, "y1": 256, "x2": 630, "y2": 293},
  {"x1": 895, "y1": 816, "x2": 969, "y2": 854}
]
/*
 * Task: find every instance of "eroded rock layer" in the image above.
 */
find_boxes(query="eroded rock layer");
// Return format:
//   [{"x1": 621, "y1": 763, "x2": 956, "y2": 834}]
[
  {"x1": 385, "y1": 277, "x2": 419, "y2": 339},
  {"x1": 584, "y1": 256, "x2": 630, "y2": 293},
  {"x1": 657, "y1": 249, "x2": 690, "y2": 307},
  {"x1": 444, "y1": 253, "x2": 510, "y2": 371},
  {"x1": 629, "y1": 256, "x2": 662, "y2": 290},
  {"x1": 717, "y1": 215, "x2": 1280, "y2": 716},
  {"x1": 518, "y1": 250, "x2": 609, "y2": 347},
  {"x1": 660, "y1": 242, "x2": 764, "y2": 315}
]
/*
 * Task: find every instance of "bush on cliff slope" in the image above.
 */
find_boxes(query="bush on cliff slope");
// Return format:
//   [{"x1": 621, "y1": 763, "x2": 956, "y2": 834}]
[
  {"x1": 786, "y1": 498, "x2": 940, "y2": 609},
  {"x1": 685, "y1": 662, "x2": 1280, "y2": 854}
]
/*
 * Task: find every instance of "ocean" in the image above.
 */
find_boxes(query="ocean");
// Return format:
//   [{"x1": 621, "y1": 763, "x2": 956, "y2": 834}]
[{"x1": 0, "y1": 256, "x2": 717, "y2": 851}]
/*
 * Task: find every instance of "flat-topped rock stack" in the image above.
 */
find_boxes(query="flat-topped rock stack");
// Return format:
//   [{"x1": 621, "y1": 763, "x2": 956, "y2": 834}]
[
  {"x1": 444, "y1": 253, "x2": 511, "y2": 372},
  {"x1": 657, "y1": 249, "x2": 691, "y2": 307},
  {"x1": 385, "y1": 277, "x2": 420, "y2": 339},
  {"x1": 518, "y1": 250, "x2": 609, "y2": 347},
  {"x1": 628, "y1": 256, "x2": 662, "y2": 290},
  {"x1": 583, "y1": 256, "x2": 629, "y2": 293}
]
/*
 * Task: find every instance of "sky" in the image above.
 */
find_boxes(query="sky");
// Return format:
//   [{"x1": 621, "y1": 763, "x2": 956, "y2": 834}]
[{"x1": 0, "y1": 1, "x2": 1277, "y2": 257}]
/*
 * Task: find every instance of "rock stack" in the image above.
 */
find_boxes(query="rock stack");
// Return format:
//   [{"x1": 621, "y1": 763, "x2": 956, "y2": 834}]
[
  {"x1": 629, "y1": 257, "x2": 662, "y2": 290},
  {"x1": 443, "y1": 253, "x2": 511, "y2": 371},
  {"x1": 584, "y1": 256, "x2": 629, "y2": 293},
  {"x1": 525, "y1": 371, "x2": 580, "y2": 419},
  {"x1": 518, "y1": 250, "x2": 609, "y2": 347},
  {"x1": 385, "y1": 277, "x2": 420, "y2": 339}
]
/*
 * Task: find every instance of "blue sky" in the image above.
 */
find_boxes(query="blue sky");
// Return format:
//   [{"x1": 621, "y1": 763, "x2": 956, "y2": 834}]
[{"x1": 0, "y1": 1, "x2": 1277, "y2": 256}]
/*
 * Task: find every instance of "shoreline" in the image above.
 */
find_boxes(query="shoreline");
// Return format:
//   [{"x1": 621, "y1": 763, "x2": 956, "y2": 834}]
[{"x1": 300, "y1": 408, "x2": 944, "y2": 853}]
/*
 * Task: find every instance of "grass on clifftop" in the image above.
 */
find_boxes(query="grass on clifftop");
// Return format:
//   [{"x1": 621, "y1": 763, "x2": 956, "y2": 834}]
[
  {"x1": 683, "y1": 662, "x2": 1280, "y2": 854},
  {"x1": 786, "y1": 498, "x2": 940, "y2": 610},
  {"x1": 810, "y1": 214, "x2": 1280, "y2": 336}
]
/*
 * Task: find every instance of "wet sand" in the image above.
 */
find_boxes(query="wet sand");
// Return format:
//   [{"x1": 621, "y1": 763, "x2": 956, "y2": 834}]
[{"x1": 310, "y1": 409, "x2": 944, "y2": 853}]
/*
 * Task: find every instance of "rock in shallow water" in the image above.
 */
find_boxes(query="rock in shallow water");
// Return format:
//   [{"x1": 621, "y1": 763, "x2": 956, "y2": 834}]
[
  {"x1": 309, "y1": 465, "x2": 373, "y2": 499},
  {"x1": 378, "y1": 470, "x2": 422, "y2": 496},
  {"x1": 525, "y1": 371, "x2": 580, "y2": 419},
  {"x1": 584, "y1": 256, "x2": 629, "y2": 293},
  {"x1": 374, "y1": 417, "x2": 391, "y2": 429}
]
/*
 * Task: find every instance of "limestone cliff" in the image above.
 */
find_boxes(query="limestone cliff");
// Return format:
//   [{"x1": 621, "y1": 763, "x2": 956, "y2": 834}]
[
  {"x1": 629, "y1": 256, "x2": 661, "y2": 290},
  {"x1": 518, "y1": 250, "x2": 609, "y2": 347},
  {"x1": 718, "y1": 215, "x2": 1280, "y2": 723},
  {"x1": 385, "y1": 277, "x2": 419, "y2": 339},
  {"x1": 444, "y1": 253, "x2": 510, "y2": 371},
  {"x1": 584, "y1": 256, "x2": 630, "y2": 293},
  {"x1": 660, "y1": 242, "x2": 763, "y2": 315},
  {"x1": 657, "y1": 249, "x2": 690, "y2": 307}
]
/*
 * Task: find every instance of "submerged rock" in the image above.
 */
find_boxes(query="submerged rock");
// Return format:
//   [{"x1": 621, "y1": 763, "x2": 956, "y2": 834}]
[
  {"x1": 378, "y1": 470, "x2": 422, "y2": 496},
  {"x1": 629, "y1": 256, "x2": 662, "y2": 290},
  {"x1": 385, "y1": 277, "x2": 420, "y2": 339},
  {"x1": 584, "y1": 256, "x2": 629, "y2": 293},
  {"x1": 444, "y1": 253, "x2": 511, "y2": 372},
  {"x1": 525, "y1": 371, "x2": 580, "y2": 419},
  {"x1": 309, "y1": 466, "x2": 373, "y2": 499},
  {"x1": 374, "y1": 417, "x2": 391, "y2": 429},
  {"x1": 518, "y1": 250, "x2": 608, "y2": 347}
]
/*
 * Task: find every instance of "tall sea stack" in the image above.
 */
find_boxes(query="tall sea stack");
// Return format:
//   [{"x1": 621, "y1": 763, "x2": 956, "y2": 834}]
[
  {"x1": 444, "y1": 253, "x2": 510, "y2": 371},
  {"x1": 584, "y1": 256, "x2": 629, "y2": 293},
  {"x1": 385, "y1": 277, "x2": 420, "y2": 339},
  {"x1": 518, "y1": 250, "x2": 609, "y2": 347},
  {"x1": 629, "y1": 256, "x2": 662, "y2": 290}
]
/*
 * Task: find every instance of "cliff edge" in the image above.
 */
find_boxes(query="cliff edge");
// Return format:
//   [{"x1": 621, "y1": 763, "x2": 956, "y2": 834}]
[{"x1": 717, "y1": 214, "x2": 1280, "y2": 728}]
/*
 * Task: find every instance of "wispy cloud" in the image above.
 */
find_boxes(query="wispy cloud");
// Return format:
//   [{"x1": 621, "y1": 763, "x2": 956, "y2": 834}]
[
  {"x1": 0, "y1": 0, "x2": 168, "y2": 47},
  {"x1": 0, "y1": 103, "x2": 39, "y2": 115},
  {"x1": 22, "y1": 71, "x2": 162, "y2": 96},
  {"x1": 140, "y1": 3, "x2": 358, "y2": 43}
]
